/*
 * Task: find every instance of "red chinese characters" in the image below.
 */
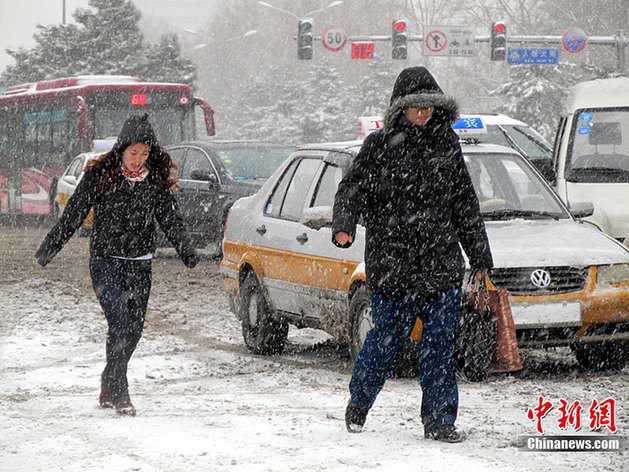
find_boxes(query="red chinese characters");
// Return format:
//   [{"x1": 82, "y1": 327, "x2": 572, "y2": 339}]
[
  {"x1": 527, "y1": 396, "x2": 617, "y2": 434},
  {"x1": 557, "y1": 399, "x2": 582, "y2": 431},
  {"x1": 589, "y1": 398, "x2": 617, "y2": 433},
  {"x1": 527, "y1": 396, "x2": 554, "y2": 434}
]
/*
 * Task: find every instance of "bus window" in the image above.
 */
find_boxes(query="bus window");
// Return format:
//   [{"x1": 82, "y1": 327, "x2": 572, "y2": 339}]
[{"x1": 0, "y1": 76, "x2": 211, "y2": 215}]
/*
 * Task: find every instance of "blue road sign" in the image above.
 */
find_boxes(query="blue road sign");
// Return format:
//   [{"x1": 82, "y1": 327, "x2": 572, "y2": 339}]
[
  {"x1": 507, "y1": 48, "x2": 559, "y2": 65},
  {"x1": 562, "y1": 27, "x2": 587, "y2": 53}
]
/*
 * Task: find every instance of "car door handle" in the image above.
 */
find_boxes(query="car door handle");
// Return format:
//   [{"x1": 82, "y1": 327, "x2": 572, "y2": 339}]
[
  {"x1": 296, "y1": 233, "x2": 308, "y2": 244},
  {"x1": 256, "y1": 225, "x2": 266, "y2": 235}
]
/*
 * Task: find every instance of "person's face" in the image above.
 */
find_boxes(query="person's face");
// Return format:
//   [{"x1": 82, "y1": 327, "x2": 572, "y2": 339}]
[
  {"x1": 122, "y1": 142, "x2": 150, "y2": 172},
  {"x1": 404, "y1": 106, "x2": 435, "y2": 127}
]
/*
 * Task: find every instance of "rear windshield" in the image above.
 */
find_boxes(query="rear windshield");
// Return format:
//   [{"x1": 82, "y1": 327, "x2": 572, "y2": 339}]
[{"x1": 215, "y1": 145, "x2": 297, "y2": 180}]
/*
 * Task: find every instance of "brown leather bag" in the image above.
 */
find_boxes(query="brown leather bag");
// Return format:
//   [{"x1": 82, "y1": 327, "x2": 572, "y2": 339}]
[
  {"x1": 467, "y1": 276, "x2": 522, "y2": 373},
  {"x1": 486, "y1": 288, "x2": 522, "y2": 373}
]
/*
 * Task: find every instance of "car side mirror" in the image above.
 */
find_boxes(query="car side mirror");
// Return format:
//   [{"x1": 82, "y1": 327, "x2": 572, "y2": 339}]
[
  {"x1": 300, "y1": 206, "x2": 333, "y2": 230},
  {"x1": 569, "y1": 199, "x2": 594, "y2": 219},
  {"x1": 190, "y1": 168, "x2": 218, "y2": 188}
]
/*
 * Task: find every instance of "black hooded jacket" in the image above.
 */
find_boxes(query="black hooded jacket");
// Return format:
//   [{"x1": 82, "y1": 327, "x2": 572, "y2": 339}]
[
  {"x1": 332, "y1": 67, "x2": 493, "y2": 293},
  {"x1": 36, "y1": 167, "x2": 197, "y2": 266}
]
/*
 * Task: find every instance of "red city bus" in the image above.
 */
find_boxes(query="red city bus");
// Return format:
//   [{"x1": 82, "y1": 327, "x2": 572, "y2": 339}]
[{"x1": 0, "y1": 75, "x2": 215, "y2": 215}]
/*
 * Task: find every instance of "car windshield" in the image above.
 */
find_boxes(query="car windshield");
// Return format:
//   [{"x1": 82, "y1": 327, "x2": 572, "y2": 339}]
[
  {"x1": 566, "y1": 108, "x2": 629, "y2": 183},
  {"x1": 214, "y1": 145, "x2": 296, "y2": 180},
  {"x1": 485, "y1": 124, "x2": 552, "y2": 159},
  {"x1": 465, "y1": 152, "x2": 569, "y2": 221}
]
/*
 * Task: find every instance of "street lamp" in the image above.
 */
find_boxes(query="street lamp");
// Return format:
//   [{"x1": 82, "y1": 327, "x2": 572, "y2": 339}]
[
  {"x1": 257, "y1": 1, "x2": 343, "y2": 19},
  {"x1": 183, "y1": 29, "x2": 258, "y2": 51}
]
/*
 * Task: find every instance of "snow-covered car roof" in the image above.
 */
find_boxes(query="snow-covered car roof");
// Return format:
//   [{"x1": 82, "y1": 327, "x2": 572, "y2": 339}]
[
  {"x1": 462, "y1": 113, "x2": 528, "y2": 126},
  {"x1": 299, "y1": 140, "x2": 364, "y2": 153},
  {"x1": 564, "y1": 76, "x2": 629, "y2": 113},
  {"x1": 299, "y1": 139, "x2": 521, "y2": 159}
]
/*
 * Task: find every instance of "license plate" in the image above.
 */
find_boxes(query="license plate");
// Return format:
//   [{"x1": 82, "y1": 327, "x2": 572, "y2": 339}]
[{"x1": 511, "y1": 302, "x2": 582, "y2": 328}]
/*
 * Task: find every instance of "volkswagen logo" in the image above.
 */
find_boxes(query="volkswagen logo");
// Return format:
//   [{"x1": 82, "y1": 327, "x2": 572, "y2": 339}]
[{"x1": 530, "y1": 269, "x2": 552, "y2": 288}]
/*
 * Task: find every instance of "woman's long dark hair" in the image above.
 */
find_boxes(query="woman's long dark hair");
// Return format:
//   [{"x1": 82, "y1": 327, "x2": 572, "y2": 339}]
[{"x1": 85, "y1": 143, "x2": 179, "y2": 195}]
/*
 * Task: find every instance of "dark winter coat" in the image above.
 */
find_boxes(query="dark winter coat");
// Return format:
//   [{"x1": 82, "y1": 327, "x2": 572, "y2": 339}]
[
  {"x1": 36, "y1": 168, "x2": 197, "y2": 266},
  {"x1": 332, "y1": 67, "x2": 493, "y2": 293}
]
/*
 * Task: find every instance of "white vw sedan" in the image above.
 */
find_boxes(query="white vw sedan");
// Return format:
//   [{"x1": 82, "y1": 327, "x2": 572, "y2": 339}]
[{"x1": 221, "y1": 134, "x2": 629, "y2": 373}]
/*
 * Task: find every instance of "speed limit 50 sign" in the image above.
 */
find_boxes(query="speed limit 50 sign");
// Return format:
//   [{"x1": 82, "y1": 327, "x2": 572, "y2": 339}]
[{"x1": 322, "y1": 26, "x2": 347, "y2": 52}]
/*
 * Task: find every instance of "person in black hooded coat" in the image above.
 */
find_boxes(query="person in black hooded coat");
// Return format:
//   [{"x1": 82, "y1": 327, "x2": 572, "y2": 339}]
[
  {"x1": 36, "y1": 114, "x2": 199, "y2": 416},
  {"x1": 332, "y1": 67, "x2": 493, "y2": 442}
]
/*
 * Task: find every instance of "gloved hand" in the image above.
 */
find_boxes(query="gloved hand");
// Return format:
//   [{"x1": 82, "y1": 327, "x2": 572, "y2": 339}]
[{"x1": 183, "y1": 252, "x2": 200, "y2": 268}]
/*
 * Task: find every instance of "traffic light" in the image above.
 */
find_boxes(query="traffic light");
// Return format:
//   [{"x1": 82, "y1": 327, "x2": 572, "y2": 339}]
[
  {"x1": 392, "y1": 19, "x2": 408, "y2": 60},
  {"x1": 297, "y1": 18, "x2": 314, "y2": 60},
  {"x1": 490, "y1": 21, "x2": 507, "y2": 61}
]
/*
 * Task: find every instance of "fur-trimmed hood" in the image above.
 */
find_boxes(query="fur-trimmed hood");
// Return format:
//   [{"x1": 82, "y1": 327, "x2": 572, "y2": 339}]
[{"x1": 383, "y1": 67, "x2": 459, "y2": 131}]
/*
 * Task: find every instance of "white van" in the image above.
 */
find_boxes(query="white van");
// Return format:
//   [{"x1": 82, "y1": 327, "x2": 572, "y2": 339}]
[{"x1": 550, "y1": 77, "x2": 629, "y2": 245}]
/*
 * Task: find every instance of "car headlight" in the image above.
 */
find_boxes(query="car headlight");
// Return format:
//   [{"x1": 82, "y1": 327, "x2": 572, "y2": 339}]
[{"x1": 597, "y1": 263, "x2": 629, "y2": 285}]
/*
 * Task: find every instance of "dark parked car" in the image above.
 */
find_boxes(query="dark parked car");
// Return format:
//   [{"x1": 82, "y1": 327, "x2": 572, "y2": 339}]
[{"x1": 166, "y1": 140, "x2": 297, "y2": 247}]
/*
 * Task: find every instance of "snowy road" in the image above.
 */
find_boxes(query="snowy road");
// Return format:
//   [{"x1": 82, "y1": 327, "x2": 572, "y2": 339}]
[{"x1": 0, "y1": 226, "x2": 626, "y2": 471}]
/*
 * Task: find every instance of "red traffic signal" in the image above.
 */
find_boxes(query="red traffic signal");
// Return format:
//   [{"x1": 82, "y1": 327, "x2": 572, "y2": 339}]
[
  {"x1": 493, "y1": 22, "x2": 505, "y2": 34},
  {"x1": 490, "y1": 21, "x2": 507, "y2": 61},
  {"x1": 392, "y1": 19, "x2": 408, "y2": 60},
  {"x1": 394, "y1": 20, "x2": 406, "y2": 33}
]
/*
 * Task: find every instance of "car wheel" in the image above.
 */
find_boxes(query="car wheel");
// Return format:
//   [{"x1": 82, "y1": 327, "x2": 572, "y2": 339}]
[
  {"x1": 348, "y1": 285, "x2": 418, "y2": 377},
  {"x1": 571, "y1": 340, "x2": 629, "y2": 371},
  {"x1": 240, "y1": 272, "x2": 288, "y2": 355},
  {"x1": 348, "y1": 285, "x2": 373, "y2": 361}
]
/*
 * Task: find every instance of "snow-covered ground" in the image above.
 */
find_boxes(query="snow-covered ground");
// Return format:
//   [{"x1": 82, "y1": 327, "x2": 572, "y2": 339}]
[{"x1": 0, "y1": 237, "x2": 627, "y2": 471}]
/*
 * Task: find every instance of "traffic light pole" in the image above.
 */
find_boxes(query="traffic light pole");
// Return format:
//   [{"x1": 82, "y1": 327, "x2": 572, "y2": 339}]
[
  {"x1": 476, "y1": 30, "x2": 628, "y2": 73},
  {"x1": 309, "y1": 22, "x2": 629, "y2": 73}
]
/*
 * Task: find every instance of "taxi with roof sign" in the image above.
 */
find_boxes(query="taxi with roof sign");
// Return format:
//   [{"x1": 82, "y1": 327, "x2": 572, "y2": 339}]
[
  {"x1": 358, "y1": 113, "x2": 552, "y2": 173},
  {"x1": 54, "y1": 138, "x2": 116, "y2": 231},
  {"x1": 220, "y1": 117, "x2": 629, "y2": 375}
]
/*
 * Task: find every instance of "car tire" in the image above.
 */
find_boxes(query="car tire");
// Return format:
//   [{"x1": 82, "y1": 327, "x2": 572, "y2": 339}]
[
  {"x1": 348, "y1": 285, "x2": 372, "y2": 361},
  {"x1": 348, "y1": 285, "x2": 418, "y2": 377},
  {"x1": 240, "y1": 272, "x2": 288, "y2": 355},
  {"x1": 571, "y1": 340, "x2": 629, "y2": 371}
]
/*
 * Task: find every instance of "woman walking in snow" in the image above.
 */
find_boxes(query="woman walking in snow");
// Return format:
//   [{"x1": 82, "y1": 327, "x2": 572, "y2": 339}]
[{"x1": 36, "y1": 114, "x2": 199, "y2": 416}]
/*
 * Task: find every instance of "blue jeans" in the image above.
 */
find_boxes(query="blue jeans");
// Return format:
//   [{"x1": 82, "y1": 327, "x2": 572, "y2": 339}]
[
  {"x1": 90, "y1": 257, "x2": 152, "y2": 404},
  {"x1": 349, "y1": 288, "x2": 462, "y2": 432}
]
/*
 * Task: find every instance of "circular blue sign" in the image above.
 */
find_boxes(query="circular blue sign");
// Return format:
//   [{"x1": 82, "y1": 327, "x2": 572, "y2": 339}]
[{"x1": 562, "y1": 27, "x2": 587, "y2": 54}]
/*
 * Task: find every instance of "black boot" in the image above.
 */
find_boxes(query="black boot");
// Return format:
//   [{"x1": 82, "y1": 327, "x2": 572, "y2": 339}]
[
  {"x1": 345, "y1": 401, "x2": 368, "y2": 433},
  {"x1": 425, "y1": 424, "x2": 467, "y2": 443}
]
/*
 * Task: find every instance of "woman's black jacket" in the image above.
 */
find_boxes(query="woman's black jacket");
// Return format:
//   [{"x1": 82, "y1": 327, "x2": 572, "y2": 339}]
[
  {"x1": 36, "y1": 168, "x2": 197, "y2": 266},
  {"x1": 332, "y1": 121, "x2": 493, "y2": 294}
]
